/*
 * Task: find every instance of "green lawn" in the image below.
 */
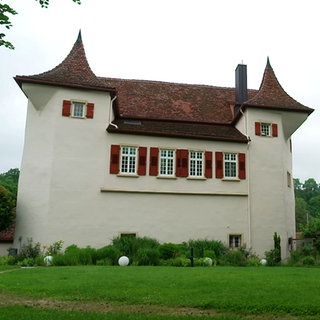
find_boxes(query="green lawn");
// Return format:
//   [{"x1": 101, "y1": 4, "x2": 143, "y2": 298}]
[{"x1": 1, "y1": 266, "x2": 320, "y2": 319}]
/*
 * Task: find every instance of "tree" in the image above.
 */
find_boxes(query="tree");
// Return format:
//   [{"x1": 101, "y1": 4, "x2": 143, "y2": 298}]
[
  {"x1": 308, "y1": 195, "x2": 320, "y2": 218},
  {"x1": 0, "y1": 0, "x2": 81, "y2": 49},
  {"x1": 295, "y1": 197, "x2": 309, "y2": 230},
  {"x1": 302, "y1": 178, "x2": 319, "y2": 202},
  {"x1": 0, "y1": 185, "x2": 15, "y2": 232},
  {"x1": 0, "y1": 168, "x2": 19, "y2": 204}
]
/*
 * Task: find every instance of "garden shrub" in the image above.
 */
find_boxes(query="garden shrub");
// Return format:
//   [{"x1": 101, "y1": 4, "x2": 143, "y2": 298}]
[
  {"x1": 300, "y1": 243, "x2": 314, "y2": 257},
  {"x1": 265, "y1": 249, "x2": 281, "y2": 266},
  {"x1": 96, "y1": 245, "x2": 120, "y2": 265},
  {"x1": 187, "y1": 239, "x2": 228, "y2": 262},
  {"x1": 18, "y1": 258, "x2": 35, "y2": 267},
  {"x1": 54, "y1": 245, "x2": 97, "y2": 266},
  {"x1": 302, "y1": 256, "x2": 316, "y2": 266},
  {"x1": 159, "y1": 243, "x2": 178, "y2": 260},
  {"x1": 171, "y1": 256, "x2": 190, "y2": 267},
  {"x1": 0, "y1": 255, "x2": 16, "y2": 265},
  {"x1": 112, "y1": 236, "x2": 159, "y2": 261},
  {"x1": 222, "y1": 249, "x2": 247, "y2": 266},
  {"x1": 19, "y1": 238, "x2": 41, "y2": 260},
  {"x1": 135, "y1": 248, "x2": 160, "y2": 266},
  {"x1": 159, "y1": 242, "x2": 188, "y2": 260}
]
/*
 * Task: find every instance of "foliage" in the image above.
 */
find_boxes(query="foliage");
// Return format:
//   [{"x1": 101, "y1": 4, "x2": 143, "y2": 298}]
[
  {"x1": 264, "y1": 232, "x2": 281, "y2": 266},
  {"x1": 158, "y1": 242, "x2": 187, "y2": 259},
  {"x1": 19, "y1": 238, "x2": 41, "y2": 260},
  {"x1": 0, "y1": 185, "x2": 15, "y2": 232},
  {"x1": 294, "y1": 178, "x2": 320, "y2": 231},
  {"x1": 221, "y1": 249, "x2": 248, "y2": 266},
  {"x1": 96, "y1": 245, "x2": 121, "y2": 265},
  {"x1": 0, "y1": 2, "x2": 17, "y2": 49},
  {"x1": 0, "y1": 1, "x2": 81, "y2": 50},
  {"x1": 301, "y1": 217, "x2": 320, "y2": 239},
  {"x1": 0, "y1": 168, "x2": 19, "y2": 200},
  {"x1": 112, "y1": 236, "x2": 159, "y2": 264},
  {"x1": 43, "y1": 239, "x2": 64, "y2": 256},
  {"x1": 135, "y1": 247, "x2": 160, "y2": 266},
  {"x1": 187, "y1": 239, "x2": 228, "y2": 261},
  {"x1": 53, "y1": 245, "x2": 98, "y2": 266}
]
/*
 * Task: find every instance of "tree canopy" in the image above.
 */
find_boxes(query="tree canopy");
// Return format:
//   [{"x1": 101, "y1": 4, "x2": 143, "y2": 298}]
[
  {"x1": 294, "y1": 178, "x2": 320, "y2": 235},
  {"x1": 0, "y1": 168, "x2": 19, "y2": 232},
  {"x1": 0, "y1": 185, "x2": 15, "y2": 232},
  {"x1": 0, "y1": 0, "x2": 81, "y2": 49}
]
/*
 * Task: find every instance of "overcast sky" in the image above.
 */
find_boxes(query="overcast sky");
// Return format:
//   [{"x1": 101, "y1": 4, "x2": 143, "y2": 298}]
[{"x1": 1, "y1": 0, "x2": 319, "y2": 182}]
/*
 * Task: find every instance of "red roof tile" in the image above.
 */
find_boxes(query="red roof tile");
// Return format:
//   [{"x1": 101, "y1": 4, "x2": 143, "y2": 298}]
[
  {"x1": 107, "y1": 119, "x2": 248, "y2": 142},
  {"x1": 100, "y1": 77, "x2": 257, "y2": 124},
  {"x1": 14, "y1": 34, "x2": 313, "y2": 142},
  {"x1": 242, "y1": 58, "x2": 313, "y2": 114},
  {"x1": 15, "y1": 31, "x2": 115, "y2": 93}
]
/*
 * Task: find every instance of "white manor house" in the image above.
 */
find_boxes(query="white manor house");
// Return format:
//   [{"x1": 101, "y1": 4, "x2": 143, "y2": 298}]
[{"x1": 12, "y1": 32, "x2": 313, "y2": 259}]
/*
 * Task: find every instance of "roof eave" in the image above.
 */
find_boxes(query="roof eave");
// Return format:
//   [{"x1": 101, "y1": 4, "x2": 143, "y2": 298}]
[
  {"x1": 14, "y1": 76, "x2": 116, "y2": 94},
  {"x1": 106, "y1": 126, "x2": 248, "y2": 143},
  {"x1": 232, "y1": 103, "x2": 314, "y2": 125}
]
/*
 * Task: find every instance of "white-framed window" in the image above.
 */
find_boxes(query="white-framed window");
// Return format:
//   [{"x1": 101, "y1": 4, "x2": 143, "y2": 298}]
[
  {"x1": 120, "y1": 146, "x2": 137, "y2": 174},
  {"x1": 224, "y1": 153, "x2": 237, "y2": 178},
  {"x1": 229, "y1": 234, "x2": 242, "y2": 249},
  {"x1": 261, "y1": 123, "x2": 271, "y2": 136},
  {"x1": 72, "y1": 102, "x2": 86, "y2": 118},
  {"x1": 159, "y1": 149, "x2": 175, "y2": 176},
  {"x1": 189, "y1": 151, "x2": 204, "y2": 177}
]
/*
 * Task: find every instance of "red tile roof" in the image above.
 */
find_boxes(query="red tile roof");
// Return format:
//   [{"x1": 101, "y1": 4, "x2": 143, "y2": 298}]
[
  {"x1": 100, "y1": 77, "x2": 257, "y2": 124},
  {"x1": 242, "y1": 58, "x2": 313, "y2": 114},
  {"x1": 15, "y1": 31, "x2": 115, "y2": 93},
  {"x1": 107, "y1": 119, "x2": 248, "y2": 143},
  {"x1": 14, "y1": 33, "x2": 313, "y2": 142}
]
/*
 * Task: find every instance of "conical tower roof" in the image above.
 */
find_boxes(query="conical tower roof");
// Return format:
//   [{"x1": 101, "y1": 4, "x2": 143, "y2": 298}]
[
  {"x1": 15, "y1": 31, "x2": 114, "y2": 92},
  {"x1": 243, "y1": 58, "x2": 313, "y2": 114}
]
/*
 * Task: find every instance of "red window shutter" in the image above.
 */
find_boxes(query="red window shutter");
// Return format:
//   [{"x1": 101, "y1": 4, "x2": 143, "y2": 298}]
[
  {"x1": 255, "y1": 122, "x2": 261, "y2": 136},
  {"x1": 272, "y1": 123, "x2": 278, "y2": 137},
  {"x1": 86, "y1": 103, "x2": 94, "y2": 119},
  {"x1": 205, "y1": 151, "x2": 212, "y2": 178},
  {"x1": 109, "y1": 145, "x2": 120, "y2": 174},
  {"x1": 62, "y1": 100, "x2": 71, "y2": 117},
  {"x1": 149, "y1": 147, "x2": 159, "y2": 176},
  {"x1": 138, "y1": 147, "x2": 147, "y2": 175},
  {"x1": 238, "y1": 153, "x2": 246, "y2": 180},
  {"x1": 176, "y1": 149, "x2": 188, "y2": 177},
  {"x1": 215, "y1": 152, "x2": 223, "y2": 179}
]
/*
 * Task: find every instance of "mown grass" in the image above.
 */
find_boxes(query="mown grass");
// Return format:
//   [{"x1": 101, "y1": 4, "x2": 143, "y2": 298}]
[{"x1": 1, "y1": 266, "x2": 320, "y2": 319}]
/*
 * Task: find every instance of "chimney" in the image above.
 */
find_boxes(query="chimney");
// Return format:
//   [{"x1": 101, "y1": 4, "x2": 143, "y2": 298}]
[{"x1": 235, "y1": 64, "x2": 248, "y2": 104}]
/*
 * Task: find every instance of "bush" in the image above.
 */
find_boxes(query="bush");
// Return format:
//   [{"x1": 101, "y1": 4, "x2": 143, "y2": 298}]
[
  {"x1": 265, "y1": 249, "x2": 281, "y2": 266},
  {"x1": 187, "y1": 239, "x2": 227, "y2": 260},
  {"x1": 0, "y1": 255, "x2": 16, "y2": 265},
  {"x1": 159, "y1": 243, "x2": 180, "y2": 260},
  {"x1": 18, "y1": 258, "x2": 35, "y2": 267},
  {"x1": 19, "y1": 238, "x2": 41, "y2": 260},
  {"x1": 112, "y1": 236, "x2": 160, "y2": 262},
  {"x1": 135, "y1": 248, "x2": 160, "y2": 266},
  {"x1": 96, "y1": 245, "x2": 120, "y2": 265},
  {"x1": 302, "y1": 256, "x2": 316, "y2": 266},
  {"x1": 222, "y1": 249, "x2": 247, "y2": 266},
  {"x1": 53, "y1": 245, "x2": 97, "y2": 266},
  {"x1": 171, "y1": 257, "x2": 190, "y2": 267}
]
